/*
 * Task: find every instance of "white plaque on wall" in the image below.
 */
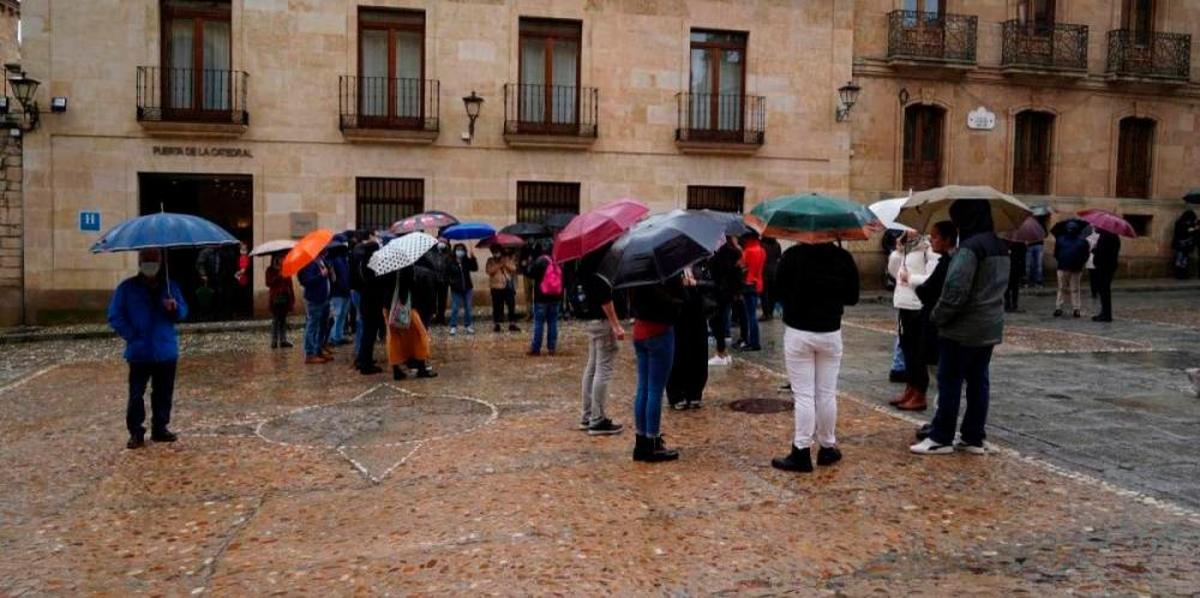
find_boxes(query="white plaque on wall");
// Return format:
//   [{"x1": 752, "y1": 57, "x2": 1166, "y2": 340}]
[{"x1": 967, "y1": 107, "x2": 996, "y2": 130}]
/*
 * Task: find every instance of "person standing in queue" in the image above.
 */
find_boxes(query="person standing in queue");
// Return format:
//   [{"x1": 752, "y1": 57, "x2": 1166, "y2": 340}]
[
  {"x1": 326, "y1": 237, "x2": 353, "y2": 346},
  {"x1": 706, "y1": 237, "x2": 742, "y2": 366},
  {"x1": 760, "y1": 235, "x2": 782, "y2": 321},
  {"x1": 527, "y1": 242, "x2": 563, "y2": 356},
  {"x1": 378, "y1": 265, "x2": 438, "y2": 380},
  {"x1": 630, "y1": 277, "x2": 684, "y2": 462},
  {"x1": 1091, "y1": 230, "x2": 1121, "y2": 322},
  {"x1": 108, "y1": 248, "x2": 188, "y2": 449},
  {"x1": 265, "y1": 253, "x2": 295, "y2": 349},
  {"x1": 771, "y1": 239, "x2": 859, "y2": 472},
  {"x1": 887, "y1": 231, "x2": 941, "y2": 412},
  {"x1": 572, "y1": 242, "x2": 625, "y2": 436},
  {"x1": 298, "y1": 251, "x2": 333, "y2": 364},
  {"x1": 486, "y1": 247, "x2": 521, "y2": 332},
  {"x1": 667, "y1": 265, "x2": 714, "y2": 410},
  {"x1": 446, "y1": 243, "x2": 478, "y2": 336},
  {"x1": 351, "y1": 232, "x2": 384, "y2": 375},
  {"x1": 736, "y1": 232, "x2": 765, "y2": 352}
]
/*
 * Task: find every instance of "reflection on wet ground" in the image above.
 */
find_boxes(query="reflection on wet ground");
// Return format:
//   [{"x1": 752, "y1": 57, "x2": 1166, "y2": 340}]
[{"x1": 1, "y1": 290, "x2": 1199, "y2": 594}]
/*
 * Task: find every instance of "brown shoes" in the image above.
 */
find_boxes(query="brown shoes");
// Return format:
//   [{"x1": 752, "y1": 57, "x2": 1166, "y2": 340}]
[
  {"x1": 889, "y1": 386, "x2": 914, "y2": 406},
  {"x1": 305, "y1": 355, "x2": 331, "y2": 365},
  {"x1": 896, "y1": 390, "x2": 928, "y2": 411}
]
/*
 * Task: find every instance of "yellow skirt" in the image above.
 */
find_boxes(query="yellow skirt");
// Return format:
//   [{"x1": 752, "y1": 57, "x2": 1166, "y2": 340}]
[{"x1": 385, "y1": 308, "x2": 431, "y2": 365}]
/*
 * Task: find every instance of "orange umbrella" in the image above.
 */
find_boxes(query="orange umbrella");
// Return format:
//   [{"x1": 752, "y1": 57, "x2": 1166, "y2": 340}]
[{"x1": 281, "y1": 229, "x2": 333, "y2": 278}]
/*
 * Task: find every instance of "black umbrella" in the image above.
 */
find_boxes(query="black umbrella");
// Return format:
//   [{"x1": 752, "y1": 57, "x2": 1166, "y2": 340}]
[
  {"x1": 500, "y1": 222, "x2": 551, "y2": 238},
  {"x1": 1050, "y1": 217, "x2": 1093, "y2": 238},
  {"x1": 543, "y1": 212, "x2": 577, "y2": 231},
  {"x1": 599, "y1": 210, "x2": 726, "y2": 289},
  {"x1": 698, "y1": 209, "x2": 751, "y2": 236},
  {"x1": 1184, "y1": 189, "x2": 1200, "y2": 205}
]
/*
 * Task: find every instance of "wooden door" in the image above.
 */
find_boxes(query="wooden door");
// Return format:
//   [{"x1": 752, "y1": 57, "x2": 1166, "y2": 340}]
[
  {"x1": 1116, "y1": 117, "x2": 1154, "y2": 199},
  {"x1": 903, "y1": 105, "x2": 944, "y2": 191},
  {"x1": 1013, "y1": 111, "x2": 1053, "y2": 195}
]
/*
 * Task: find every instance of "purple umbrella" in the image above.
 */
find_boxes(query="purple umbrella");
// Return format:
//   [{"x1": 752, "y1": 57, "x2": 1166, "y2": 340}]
[{"x1": 1000, "y1": 216, "x2": 1047, "y2": 243}]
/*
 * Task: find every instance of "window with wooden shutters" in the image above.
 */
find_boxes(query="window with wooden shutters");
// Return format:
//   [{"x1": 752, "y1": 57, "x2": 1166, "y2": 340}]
[
  {"x1": 356, "y1": 178, "x2": 424, "y2": 231},
  {"x1": 1116, "y1": 117, "x2": 1154, "y2": 199},
  {"x1": 1013, "y1": 111, "x2": 1054, "y2": 195},
  {"x1": 161, "y1": 0, "x2": 232, "y2": 117},
  {"x1": 358, "y1": 8, "x2": 425, "y2": 124},
  {"x1": 902, "y1": 105, "x2": 944, "y2": 192},
  {"x1": 517, "y1": 18, "x2": 582, "y2": 129},
  {"x1": 686, "y1": 186, "x2": 745, "y2": 213},
  {"x1": 516, "y1": 181, "x2": 580, "y2": 223}
]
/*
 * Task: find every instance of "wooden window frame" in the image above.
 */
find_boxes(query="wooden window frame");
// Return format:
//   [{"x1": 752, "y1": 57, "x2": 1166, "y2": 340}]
[
  {"x1": 688, "y1": 29, "x2": 749, "y2": 139},
  {"x1": 902, "y1": 104, "x2": 945, "y2": 192},
  {"x1": 516, "y1": 181, "x2": 581, "y2": 224},
  {"x1": 1012, "y1": 111, "x2": 1055, "y2": 195},
  {"x1": 1115, "y1": 117, "x2": 1155, "y2": 199},
  {"x1": 517, "y1": 17, "x2": 583, "y2": 132},
  {"x1": 160, "y1": 0, "x2": 233, "y2": 121},
  {"x1": 357, "y1": 8, "x2": 426, "y2": 128},
  {"x1": 1122, "y1": 0, "x2": 1155, "y2": 45}
]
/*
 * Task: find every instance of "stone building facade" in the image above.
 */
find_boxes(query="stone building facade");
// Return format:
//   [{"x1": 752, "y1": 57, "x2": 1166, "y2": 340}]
[
  {"x1": 6, "y1": 0, "x2": 1199, "y2": 324},
  {"x1": 0, "y1": 0, "x2": 19, "y2": 325}
]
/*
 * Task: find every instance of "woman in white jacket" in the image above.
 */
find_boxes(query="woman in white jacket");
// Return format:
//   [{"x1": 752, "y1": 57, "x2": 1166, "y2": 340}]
[{"x1": 887, "y1": 233, "x2": 940, "y2": 411}]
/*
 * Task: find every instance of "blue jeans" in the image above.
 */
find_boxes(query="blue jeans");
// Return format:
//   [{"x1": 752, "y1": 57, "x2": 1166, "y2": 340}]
[
  {"x1": 1026, "y1": 244, "x2": 1044, "y2": 285},
  {"x1": 449, "y1": 290, "x2": 473, "y2": 328},
  {"x1": 634, "y1": 329, "x2": 675, "y2": 438},
  {"x1": 329, "y1": 295, "x2": 351, "y2": 343},
  {"x1": 741, "y1": 291, "x2": 761, "y2": 348},
  {"x1": 891, "y1": 337, "x2": 906, "y2": 372},
  {"x1": 304, "y1": 300, "x2": 329, "y2": 356},
  {"x1": 531, "y1": 302, "x2": 559, "y2": 353},
  {"x1": 929, "y1": 338, "x2": 995, "y2": 446}
]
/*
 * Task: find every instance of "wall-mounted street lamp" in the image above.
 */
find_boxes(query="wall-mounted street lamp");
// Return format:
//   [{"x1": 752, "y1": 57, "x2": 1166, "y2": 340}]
[
  {"x1": 898, "y1": 87, "x2": 910, "y2": 107},
  {"x1": 462, "y1": 90, "x2": 483, "y2": 144},
  {"x1": 835, "y1": 81, "x2": 861, "y2": 122},
  {"x1": 2, "y1": 63, "x2": 68, "y2": 136}
]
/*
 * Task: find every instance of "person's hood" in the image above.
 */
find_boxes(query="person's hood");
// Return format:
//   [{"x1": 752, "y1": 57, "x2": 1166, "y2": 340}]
[
  {"x1": 949, "y1": 200, "x2": 995, "y2": 238},
  {"x1": 1063, "y1": 220, "x2": 1083, "y2": 237}
]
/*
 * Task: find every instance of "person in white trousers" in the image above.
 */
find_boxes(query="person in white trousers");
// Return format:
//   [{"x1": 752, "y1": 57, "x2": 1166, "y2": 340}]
[{"x1": 771, "y1": 241, "x2": 860, "y2": 472}]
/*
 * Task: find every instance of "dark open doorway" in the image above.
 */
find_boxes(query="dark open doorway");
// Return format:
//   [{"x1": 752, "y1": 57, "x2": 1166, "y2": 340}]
[{"x1": 139, "y1": 172, "x2": 254, "y2": 320}]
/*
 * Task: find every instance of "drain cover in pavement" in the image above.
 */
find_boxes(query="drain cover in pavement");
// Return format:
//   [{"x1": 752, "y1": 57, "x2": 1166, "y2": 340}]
[{"x1": 728, "y1": 398, "x2": 792, "y2": 414}]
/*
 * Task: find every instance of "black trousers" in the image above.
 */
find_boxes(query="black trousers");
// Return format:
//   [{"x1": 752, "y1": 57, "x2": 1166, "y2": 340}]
[
  {"x1": 270, "y1": 308, "x2": 288, "y2": 345},
  {"x1": 761, "y1": 276, "x2": 778, "y2": 319},
  {"x1": 127, "y1": 361, "x2": 177, "y2": 437},
  {"x1": 433, "y1": 284, "x2": 448, "y2": 324},
  {"x1": 667, "y1": 314, "x2": 710, "y2": 405},
  {"x1": 357, "y1": 301, "x2": 383, "y2": 368},
  {"x1": 491, "y1": 289, "x2": 517, "y2": 324},
  {"x1": 1093, "y1": 268, "x2": 1114, "y2": 318},
  {"x1": 709, "y1": 299, "x2": 732, "y2": 353},
  {"x1": 898, "y1": 309, "x2": 929, "y2": 393}
]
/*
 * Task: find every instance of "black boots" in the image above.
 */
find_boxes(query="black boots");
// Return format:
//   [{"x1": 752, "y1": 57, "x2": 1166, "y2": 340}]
[
  {"x1": 771, "y1": 445, "x2": 813, "y2": 472},
  {"x1": 632, "y1": 435, "x2": 679, "y2": 462},
  {"x1": 816, "y1": 446, "x2": 842, "y2": 466},
  {"x1": 392, "y1": 365, "x2": 407, "y2": 381}
]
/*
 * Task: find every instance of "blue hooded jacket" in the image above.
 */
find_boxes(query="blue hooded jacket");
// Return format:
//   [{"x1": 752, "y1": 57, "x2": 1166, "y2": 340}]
[
  {"x1": 298, "y1": 258, "x2": 331, "y2": 303},
  {"x1": 107, "y1": 276, "x2": 189, "y2": 363}
]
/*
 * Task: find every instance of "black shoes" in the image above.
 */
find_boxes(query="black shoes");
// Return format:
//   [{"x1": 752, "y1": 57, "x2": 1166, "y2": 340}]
[
  {"x1": 632, "y1": 435, "x2": 679, "y2": 462},
  {"x1": 771, "y1": 445, "x2": 813, "y2": 472},
  {"x1": 816, "y1": 446, "x2": 842, "y2": 466},
  {"x1": 493, "y1": 324, "x2": 502, "y2": 332},
  {"x1": 587, "y1": 419, "x2": 624, "y2": 436},
  {"x1": 1072, "y1": 309, "x2": 1081, "y2": 318},
  {"x1": 150, "y1": 430, "x2": 178, "y2": 443},
  {"x1": 358, "y1": 364, "x2": 383, "y2": 375},
  {"x1": 1092, "y1": 315, "x2": 1112, "y2": 322},
  {"x1": 915, "y1": 423, "x2": 933, "y2": 441},
  {"x1": 280, "y1": 340, "x2": 294, "y2": 348},
  {"x1": 415, "y1": 367, "x2": 438, "y2": 379},
  {"x1": 126, "y1": 435, "x2": 145, "y2": 450},
  {"x1": 392, "y1": 365, "x2": 407, "y2": 381},
  {"x1": 508, "y1": 324, "x2": 521, "y2": 332},
  {"x1": 1053, "y1": 309, "x2": 1063, "y2": 317},
  {"x1": 888, "y1": 369, "x2": 907, "y2": 384}
]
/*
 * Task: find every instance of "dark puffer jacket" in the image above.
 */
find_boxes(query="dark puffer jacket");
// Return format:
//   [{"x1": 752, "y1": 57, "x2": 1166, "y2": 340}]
[
  {"x1": 1053, "y1": 220, "x2": 1090, "y2": 272},
  {"x1": 931, "y1": 200, "x2": 1010, "y2": 347}
]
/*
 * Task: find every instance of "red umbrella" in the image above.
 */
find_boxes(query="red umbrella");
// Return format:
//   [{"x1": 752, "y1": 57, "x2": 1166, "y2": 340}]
[
  {"x1": 1000, "y1": 216, "x2": 1047, "y2": 244},
  {"x1": 476, "y1": 233, "x2": 526, "y2": 249},
  {"x1": 1078, "y1": 209, "x2": 1136, "y2": 238},
  {"x1": 552, "y1": 198, "x2": 650, "y2": 262}
]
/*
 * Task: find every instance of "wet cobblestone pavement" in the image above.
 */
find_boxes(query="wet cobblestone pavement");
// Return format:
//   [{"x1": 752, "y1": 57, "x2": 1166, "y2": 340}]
[{"x1": 2, "y1": 291, "x2": 1200, "y2": 595}]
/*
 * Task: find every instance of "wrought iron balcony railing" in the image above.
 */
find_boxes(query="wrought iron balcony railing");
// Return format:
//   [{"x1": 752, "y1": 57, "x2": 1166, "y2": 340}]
[
  {"x1": 339, "y1": 76, "x2": 439, "y2": 132},
  {"x1": 887, "y1": 10, "x2": 978, "y2": 65},
  {"x1": 1107, "y1": 29, "x2": 1192, "y2": 81},
  {"x1": 136, "y1": 66, "x2": 248, "y2": 125},
  {"x1": 503, "y1": 83, "x2": 598, "y2": 137},
  {"x1": 675, "y1": 92, "x2": 765, "y2": 146},
  {"x1": 1001, "y1": 20, "x2": 1088, "y2": 72}
]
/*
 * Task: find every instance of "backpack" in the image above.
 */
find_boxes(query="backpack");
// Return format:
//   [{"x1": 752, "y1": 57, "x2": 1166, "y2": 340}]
[{"x1": 539, "y1": 256, "x2": 563, "y2": 296}]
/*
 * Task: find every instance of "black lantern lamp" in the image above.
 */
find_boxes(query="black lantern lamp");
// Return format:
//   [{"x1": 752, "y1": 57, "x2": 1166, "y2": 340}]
[
  {"x1": 462, "y1": 90, "x2": 484, "y2": 144},
  {"x1": 3, "y1": 63, "x2": 66, "y2": 134},
  {"x1": 835, "y1": 80, "x2": 861, "y2": 122}
]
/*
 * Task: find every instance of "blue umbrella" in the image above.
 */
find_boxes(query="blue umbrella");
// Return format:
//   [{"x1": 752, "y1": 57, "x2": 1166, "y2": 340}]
[
  {"x1": 90, "y1": 212, "x2": 238, "y2": 253},
  {"x1": 442, "y1": 221, "x2": 496, "y2": 241}
]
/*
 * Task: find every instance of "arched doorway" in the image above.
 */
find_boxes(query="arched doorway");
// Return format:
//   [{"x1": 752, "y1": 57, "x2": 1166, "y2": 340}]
[
  {"x1": 903, "y1": 104, "x2": 945, "y2": 191},
  {"x1": 1013, "y1": 110, "x2": 1055, "y2": 195}
]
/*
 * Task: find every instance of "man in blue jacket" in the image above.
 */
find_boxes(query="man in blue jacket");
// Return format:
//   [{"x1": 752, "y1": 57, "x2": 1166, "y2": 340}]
[
  {"x1": 298, "y1": 252, "x2": 332, "y2": 364},
  {"x1": 108, "y1": 248, "x2": 188, "y2": 449}
]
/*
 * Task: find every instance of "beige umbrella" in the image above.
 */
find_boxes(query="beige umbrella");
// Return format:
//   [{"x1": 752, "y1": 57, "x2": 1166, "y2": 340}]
[{"x1": 896, "y1": 185, "x2": 1032, "y2": 232}]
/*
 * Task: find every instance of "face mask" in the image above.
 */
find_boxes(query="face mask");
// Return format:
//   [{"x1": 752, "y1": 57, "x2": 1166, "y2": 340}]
[
  {"x1": 455, "y1": 250, "x2": 466, "y2": 259},
  {"x1": 437, "y1": 242, "x2": 447, "y2": 250},
  {"x1": 139, "y1": 261, "x2": 161, "y2": 277}
]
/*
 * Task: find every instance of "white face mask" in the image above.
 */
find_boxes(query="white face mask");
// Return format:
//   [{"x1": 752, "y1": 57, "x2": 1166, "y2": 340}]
[
  {"x1": 455, "y1": 250, "x2": 466, "y2": 259},
  {"x1": 139, "y1": 261, "x2": 161, "y2": 277}
]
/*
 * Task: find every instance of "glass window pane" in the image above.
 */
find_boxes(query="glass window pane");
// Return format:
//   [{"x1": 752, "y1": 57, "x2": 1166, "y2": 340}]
[
  {"x1": 360, "y1": 30, "x2": 388, "y2": 116},
  {"x1": 394, "y1": 30, "x2": 423, "y2": 118},
  {"x1": 551, "y1": 39, "x2": 578, "y2": 124},
  {"x1": 718, "y1": 49, "x2": 743, "y2": 131},
  {"x1": 519, "y1": 38, "x2": 545, "y2": 122},
  {"x1": 201, "y1": 20, "x2": 231, "y2": 110},
  {"x1": 689, "y1": 48, "x2": 711, "y2": 129},
  {"x1": 169, "y1": 19, "x2": 194, "y2": 109}
]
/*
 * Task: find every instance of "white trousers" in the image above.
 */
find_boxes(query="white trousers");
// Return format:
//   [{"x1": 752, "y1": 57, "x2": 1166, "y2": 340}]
[{"x1": 784, "y1": 327, "x2": 843, "y2": 449}]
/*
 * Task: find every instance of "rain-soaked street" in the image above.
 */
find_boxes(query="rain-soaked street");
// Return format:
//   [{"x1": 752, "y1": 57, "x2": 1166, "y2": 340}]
[{"x1": 2, "y1": 289, "x2": 1199, "y2": 595}]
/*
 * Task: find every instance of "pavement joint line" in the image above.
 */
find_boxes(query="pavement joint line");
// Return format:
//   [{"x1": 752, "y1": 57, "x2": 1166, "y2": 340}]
[
  {"x1": 738, "y1": 359, "x2": 1200, "y2": 524},
  {"x1": 0, "y1": 365, "x2": 60, "y2": 396}
]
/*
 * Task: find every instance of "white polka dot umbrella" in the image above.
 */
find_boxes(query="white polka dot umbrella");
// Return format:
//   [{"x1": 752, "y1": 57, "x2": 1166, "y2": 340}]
[{"x1": 367, "y1": 232, "x2": 438, "y2": 275}]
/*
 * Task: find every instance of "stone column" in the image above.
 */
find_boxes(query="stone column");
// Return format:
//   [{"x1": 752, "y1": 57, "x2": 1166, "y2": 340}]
[{"x1": 0, "y1": 135, "x2": 23, "y2": 325}]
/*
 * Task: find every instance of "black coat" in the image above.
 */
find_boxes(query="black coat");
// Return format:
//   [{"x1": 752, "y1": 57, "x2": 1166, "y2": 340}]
[
  {"x1": 1093, "y1": 231, "x2": 1121, "y2": 273},
  {"x1": 447, "y1": 256, "x2": 478, "y2": 293}
]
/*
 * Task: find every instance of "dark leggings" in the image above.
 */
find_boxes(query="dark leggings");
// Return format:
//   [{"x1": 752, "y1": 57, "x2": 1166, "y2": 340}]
[
  {"x1": 667, "y1": 312, "x2": 710, "y2": 405},
  {"x1": 270, "y1": 308, "x2": 288, "y2": 345},
  {"x1": 491, "y1": 288, "x2": 516, "y2": 324},
  {"x1": 898, "y1": 309, "x2": 929, "y2": 393}
]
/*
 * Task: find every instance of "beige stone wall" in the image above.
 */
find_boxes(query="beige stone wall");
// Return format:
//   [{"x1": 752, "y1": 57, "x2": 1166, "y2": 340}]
[
  {"x1": 0, "y1": 135, "x2": 20, "y2": 324},
  {"x1": 15, "y1": 0, "x2": 855, "y2": 322},
  {"x1": 0, "y1": 0, "x2": 17, "y2": 68}
]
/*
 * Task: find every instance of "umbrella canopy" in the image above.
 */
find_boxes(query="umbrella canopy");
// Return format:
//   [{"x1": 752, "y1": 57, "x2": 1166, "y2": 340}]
[
  {"x1": 599, "y1": 210, "x2": 725, "y2": 289},
  {"x1": 249, "y1": 239, "x2": 296, "y2": 257},
  {"x1": 1050, "y1": 217, "x2": 1092, "y2": 238},
  {"x1": 443, "y1": 221, "x2": 497, "y2": 241},
  {"x1": 282, "y1": 229, "x2": 333, "y2": 278},
  {"x1": 543, "y1": 212, "x2": 577, "y2": 231},
  {"x1": 697, "y1": 209, "x2": 752, "y2": 236},
  {"x1": 868, "y1": 197, "x2": 916, "y2": 232},
  {"x1": 90, "y1": 212, "x2": 238, "y2": 253},
  {"x1": 390, "y1": 211, "x2": 458, "y2": 235},
  {"x1": 553, "y1": 198, "x2": 650, "y2": 262},
  {"x1": 896, "y1": 185, "x2": 1031, "y2": 232},
  {"x1": 368, "y1": 232, "x2": 438, "y2": 275},
  {"x1": 476, "y1": 233, "x2": 526, "y2": 249},
  {"x1": 1079, "y1": 209, "x2": 1137, "y2": 238},
  {"x1": 746, "y1": 193, "x2": 881, "y2": 243},
  {"x1": 999, "y1": 216, "x2": 1047, "y2": 244},
  {"x1": 500, "y1": 222, "x2": 552, "y2": 238},
  {"x1": 1183, "y1": 189, "x2": 1200, "y2": 205}
]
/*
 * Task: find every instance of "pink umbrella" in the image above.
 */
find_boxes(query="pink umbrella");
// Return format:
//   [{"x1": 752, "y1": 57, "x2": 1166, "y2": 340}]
[
  {"x1": 1078, "y1": 209, "x2": 1136, "y2": 238},
  {"x1": 552, "y1": 198, "x2": 650, "y2": 262},
  {"x1": 476, "y1": 233, "x2": 525, "y2": 249},
  {"x1": 1000, "y1": 216, "x2": 1047, "y2": 244},
  {"x1": 389, "y1": 210, "x2": 458, "y2": 235}
]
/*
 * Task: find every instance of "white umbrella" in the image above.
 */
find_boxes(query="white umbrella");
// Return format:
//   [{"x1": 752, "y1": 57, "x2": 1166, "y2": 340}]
[
  {"x1": 368, "y1": 232, "x2": 437, "y2": 275},
  {"x1": 896, "y1": 185, "x2": 1031, "y2": 232},
  {"x1": 249, "y1": 239, "x2": 296, "y2": 257},
  {"x1": 868, "y1": 196, "x2": 915, "y2": 232}
]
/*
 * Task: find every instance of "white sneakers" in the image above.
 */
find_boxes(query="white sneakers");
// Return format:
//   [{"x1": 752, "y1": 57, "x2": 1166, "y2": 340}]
[
  {"x1": 910, "y1": 437, "x2": 995, "y2": 455},
  {"x1": 707, "y1": 355, "x2": 732, "y2": 367},
  {"x1": 465, "y1": 326, "x2": 475, "y2": 335},
  {"x1": 449, "y1": 327, "x2": 457, "y2": 336}
]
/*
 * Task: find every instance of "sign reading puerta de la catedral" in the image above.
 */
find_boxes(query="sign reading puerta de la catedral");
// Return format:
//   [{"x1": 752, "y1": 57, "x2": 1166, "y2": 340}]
[{"x1": 152, "y1": 146, "x2": 254, "y2": 158}]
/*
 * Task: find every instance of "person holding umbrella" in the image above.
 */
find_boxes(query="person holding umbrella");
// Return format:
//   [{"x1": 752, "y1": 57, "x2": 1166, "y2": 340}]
[
  {"x1": 265, "y1": 253, "x2": 295, "y2": 349},
  {"x1": 1078, "y1": 209, "x2": 1134, "y2": 322},
  {"x1": 1052, "y1": 219, "x2": 1089, "y2": 318},
  {"x1": 887, "y1": 230, "x2": 940, "y2": 412},
  {"x1": 446, "y1": 243, "x2": 478, "y2": 335},
  {"x1": 108, "y1": 248, "x2": 189, "y2": 449},
  {"x1": 526, "y1": 239, "x2": 563, "y2": 356},
  {"x1": 370, "y1": 232, "x2": 440, "y2": 380}
]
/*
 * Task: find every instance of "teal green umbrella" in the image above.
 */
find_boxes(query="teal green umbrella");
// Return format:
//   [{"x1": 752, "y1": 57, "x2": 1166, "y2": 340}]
[
  {"x1": 746, "y1": 193, "x2": 880, "y2": 243},
  {"x1": 1184, "y1": 189, "x2": 1200, "y2": 205}
]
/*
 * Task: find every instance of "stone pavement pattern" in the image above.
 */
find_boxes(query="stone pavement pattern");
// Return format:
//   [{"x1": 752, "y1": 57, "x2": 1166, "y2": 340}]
[{"x1": 1, "y1": 291, "x2": 1199, "y2": 595}]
